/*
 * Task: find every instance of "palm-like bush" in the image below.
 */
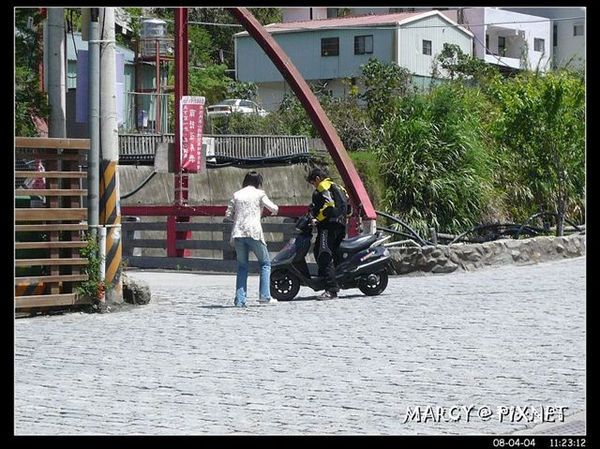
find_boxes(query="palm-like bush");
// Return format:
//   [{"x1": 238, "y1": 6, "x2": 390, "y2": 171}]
[{"x1": 376, "y1": 84, "x2": 494, "y2": 235}]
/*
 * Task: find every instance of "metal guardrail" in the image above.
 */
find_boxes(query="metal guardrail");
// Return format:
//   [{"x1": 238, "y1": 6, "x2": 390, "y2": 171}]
[
  {"x1": 121, "y1": 218, "x2": 298, "y2": 272},
  {"x1": 119, "y1": 133, "x2": 310, "y2": 162},
  {"x1": 119, "y1": 134, "x2": 163, "y2": 162},
  {"x1": 215, "y1": 135, "x2": 309, "y2": 159}
]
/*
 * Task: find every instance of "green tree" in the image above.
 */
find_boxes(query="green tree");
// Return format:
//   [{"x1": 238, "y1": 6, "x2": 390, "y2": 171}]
[
  {"x1": 118, "y1": 8, "x2": 144, "y2": 49},
  {"x1": 214, "y1": 113, "x2": 270, "y2": 135},
  {"x1": 188, "y1": 64, "x2": 231, "y2": 105},
  {"x1": 188, "y1": 25, "x2": 214, "y2": 68},
  {"x1": 248, "y1": 8, "x2": 282, "y2": 25},
  {"x1": 15, "y1": 8, "x2": 49, "y2": 136},
  {"x1": 273, "y1": 94, "x2": 316, "y2": 137},
  {"x1": 320, "y1": 93, "x2": 376, "y2": 152},
  {"x1": 335, "y1": 8, "x2": 351, "y2": 18},
  {"x1": 488, "y1": 70, "x2": 585, "y2": 232},
  {"x1": 432, "y1": 43, "x2": 500, "y2": 85},
  {"x1": 189, "y1": 8, "x2": 281, "y2": 68},
  {"x1": 227, "y1": 81, "x2": 258, "y2": 101},
  {"x1": 65, "y1": 8, "x2": 82, "y2": 33},
  {"x1": 360, "y1": 58, "x2": 412, "y2": 127}
]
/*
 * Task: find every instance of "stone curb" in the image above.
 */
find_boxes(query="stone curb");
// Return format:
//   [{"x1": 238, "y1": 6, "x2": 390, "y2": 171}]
[{"x1": 389, "y1": 234, "x2": 585, "y2": 275}]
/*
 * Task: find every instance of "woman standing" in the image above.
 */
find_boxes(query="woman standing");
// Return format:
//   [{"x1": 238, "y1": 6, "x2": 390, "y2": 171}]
[{"x1": 225, "y1": 171, "x2": 279, "y2": 307}]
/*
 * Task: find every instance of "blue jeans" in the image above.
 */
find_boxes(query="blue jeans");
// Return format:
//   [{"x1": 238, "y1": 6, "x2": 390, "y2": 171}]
[{"x1": 233, "y1": 237, "x2": 271, "y2": 306}]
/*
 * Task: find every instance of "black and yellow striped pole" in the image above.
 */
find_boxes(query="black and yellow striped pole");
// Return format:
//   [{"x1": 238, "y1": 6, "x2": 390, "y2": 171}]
[{"x1": 100, "y1": 159, "x2": 122, "y2": 302}]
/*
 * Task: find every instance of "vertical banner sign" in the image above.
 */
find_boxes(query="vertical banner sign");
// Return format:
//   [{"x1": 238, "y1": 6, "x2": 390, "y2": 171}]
[{"x1": 179, "y1": 96, "x2": 206, "y2": 173}]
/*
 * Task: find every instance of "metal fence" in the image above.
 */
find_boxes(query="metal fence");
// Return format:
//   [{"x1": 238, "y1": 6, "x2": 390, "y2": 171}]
[
  {"x1": 119, "y1": 133, "x2": 310, "y2": 162},
  {"x1": 122, "y1": 218, "x2": 298, "y2": 272},
  {"x1": 119, "y1": 133, "x2": 164, "y2": 163}
]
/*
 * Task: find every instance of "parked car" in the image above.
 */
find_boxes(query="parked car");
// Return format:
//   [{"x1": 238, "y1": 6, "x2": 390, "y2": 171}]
[{"x1": 206, "y1": 99, "x2": 269, "y2": 118}]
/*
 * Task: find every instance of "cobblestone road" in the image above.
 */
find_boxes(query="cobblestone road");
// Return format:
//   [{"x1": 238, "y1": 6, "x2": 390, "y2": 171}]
[{"x1": 14, "y1": 257, "x2": 586, "y2": 435}]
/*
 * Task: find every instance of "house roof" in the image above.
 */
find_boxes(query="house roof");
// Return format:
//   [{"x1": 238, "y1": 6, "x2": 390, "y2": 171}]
[{"x1": 235, "y1": 10, "x2": 473, "y2": 38}]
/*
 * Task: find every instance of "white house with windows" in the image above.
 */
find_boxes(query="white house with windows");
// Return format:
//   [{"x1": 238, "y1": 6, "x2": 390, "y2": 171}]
[
  {"x1": 281, "y1": 7, "x2": 575, "y2": 74},
  {"x1": 499, "y1": 7, "x2": 585, "y2": 69},
  {"x1": 459, "y1": 8, "x2": 553, "y2": 72},
  {"x1": 234, "y1": 10, "x2": 473, "y2": 111}
]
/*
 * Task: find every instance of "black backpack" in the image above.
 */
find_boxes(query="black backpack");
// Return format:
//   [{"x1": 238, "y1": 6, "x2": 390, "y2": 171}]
[{"x1": 331, "y1": 183, "x2": 352, "y2": 219}]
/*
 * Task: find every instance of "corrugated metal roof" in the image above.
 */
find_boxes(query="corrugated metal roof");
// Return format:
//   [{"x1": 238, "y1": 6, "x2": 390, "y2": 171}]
[
  {"x1": 235, "y1": 10, "x2": 473, "y2": 38},
  {"x1": 266, "y1": 11, "x2": 423, "y2": 31},
  {"x1": 66, "y1": 31, "x2": 135, "y2": 63}
]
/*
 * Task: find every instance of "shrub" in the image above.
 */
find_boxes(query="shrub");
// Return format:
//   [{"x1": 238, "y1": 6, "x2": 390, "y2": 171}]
[
  {"x1": 487, "y1": 69, "x2": 585, "y2": 229},
  {"x1": 376, "y1": 83, "x2": 495, "y2": 235}
]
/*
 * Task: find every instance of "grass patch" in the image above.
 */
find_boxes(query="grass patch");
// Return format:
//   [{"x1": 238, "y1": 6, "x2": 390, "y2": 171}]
[{"x1": 348, "y1": 151, "x2": 385, "y2": 210}]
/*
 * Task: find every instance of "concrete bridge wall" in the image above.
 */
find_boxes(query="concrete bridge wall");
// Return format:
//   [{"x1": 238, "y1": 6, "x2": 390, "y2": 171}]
[
  {"x1": 119, "y1": 164, "x2": 314, "y2": 207},
  {"x1": 119, "y1": 164, "x2": 315, "y2": 259}
]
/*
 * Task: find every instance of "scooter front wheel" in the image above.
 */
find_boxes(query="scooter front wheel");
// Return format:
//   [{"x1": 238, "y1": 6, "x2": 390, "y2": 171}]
[
  {"x1": 270, "y1": 269, "x2": 301, "y2": 301},
  {"x1": 358, "y1": 270, "x2": 389, "y2": 296}
]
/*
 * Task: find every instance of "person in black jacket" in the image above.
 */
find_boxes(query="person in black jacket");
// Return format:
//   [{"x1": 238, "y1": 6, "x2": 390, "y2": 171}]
[{"x1": 306, "y1": 167, "x2": 349, "y2": 300}]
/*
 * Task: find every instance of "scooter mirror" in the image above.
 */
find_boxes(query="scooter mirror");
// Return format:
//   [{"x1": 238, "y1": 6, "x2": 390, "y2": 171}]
[{"x1": 295, "y1": 215, "x2": 312, "y2": 232}]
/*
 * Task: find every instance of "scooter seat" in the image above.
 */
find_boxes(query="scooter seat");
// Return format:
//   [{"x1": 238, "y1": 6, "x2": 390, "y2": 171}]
[{"x1": 339, "y1": 234, "x2": 378, "y2": 252}]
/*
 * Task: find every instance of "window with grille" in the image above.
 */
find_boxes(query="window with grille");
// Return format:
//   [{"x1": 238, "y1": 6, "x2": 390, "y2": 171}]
[
  {"x1": 422, "y1": 39, "x2": 432, "y2": 55},
  {"x1": 534, "y1": 38, "x2": 545, "y2": 52},
  {"x1": 354, "y1": 35, "x2": 373, "y2": 55},
  {"x1": 321, "y1": 37, "x2": 339, "y2": 57}
]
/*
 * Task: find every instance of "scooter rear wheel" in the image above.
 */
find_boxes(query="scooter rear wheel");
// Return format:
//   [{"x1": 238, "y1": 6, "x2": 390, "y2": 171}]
[
  {"x1": 358, "y1": 270, "x2": 389, "y2": 296},
  {"x1": 270, "y1": 269, "x2": 301, "y2": 301}
]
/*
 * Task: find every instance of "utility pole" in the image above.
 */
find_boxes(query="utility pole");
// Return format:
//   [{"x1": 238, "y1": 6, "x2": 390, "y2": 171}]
[
  {"x1": 47, "y1": 8, "x2": 66, "y2": 138},
  {"x1": 88, "y1": 8, "x2": 100, "y2": 239},
  {"x1": 99, "y1": 7, "x2": 123, "y2": 304}
]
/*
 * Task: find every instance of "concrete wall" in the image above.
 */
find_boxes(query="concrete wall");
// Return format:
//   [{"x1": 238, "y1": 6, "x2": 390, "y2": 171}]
[
  {"x1": 552, "y1": 16, "x2": 585, "y2": 69},
  {"x1": 255, "y1": 81, "x2": 288, "y2": 112},
  {"x1": 120, "y1": 164, "x2": 314, "y2": 207}
]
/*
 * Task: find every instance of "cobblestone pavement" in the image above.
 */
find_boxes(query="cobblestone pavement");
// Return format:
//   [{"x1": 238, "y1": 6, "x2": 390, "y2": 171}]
[{"x1": 14, "y1": 257, "x2": 586, "y2": 435}]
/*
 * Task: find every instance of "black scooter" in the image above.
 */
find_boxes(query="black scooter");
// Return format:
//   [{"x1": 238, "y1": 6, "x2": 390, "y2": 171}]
[{"x1": 270, "y1": 215, "x2": 392, "y2": 300}]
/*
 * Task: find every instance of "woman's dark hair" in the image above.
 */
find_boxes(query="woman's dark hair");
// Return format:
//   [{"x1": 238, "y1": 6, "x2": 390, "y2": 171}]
[{"x1": 242, "y1": 171, "x2": 263, "y2": 188}]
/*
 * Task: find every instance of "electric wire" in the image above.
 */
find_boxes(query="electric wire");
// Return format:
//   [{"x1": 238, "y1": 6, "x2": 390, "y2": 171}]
[{"x1": 121, "y1": 169, "x2": 157, "y2": 199}]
